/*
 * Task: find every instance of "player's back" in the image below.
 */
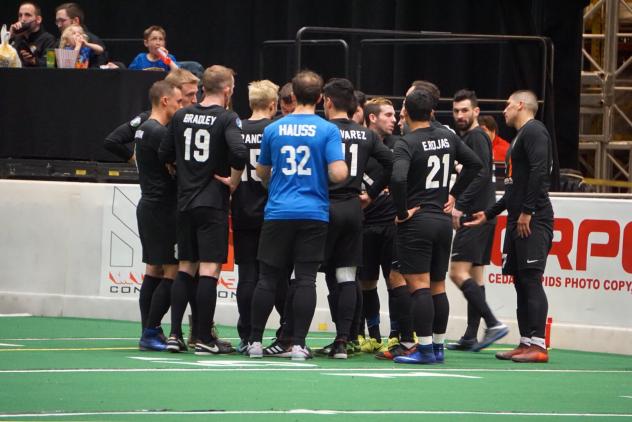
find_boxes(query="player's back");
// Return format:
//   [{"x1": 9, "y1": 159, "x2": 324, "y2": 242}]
[
  {"x1": 134, "y1": 119, "x2": 176, "y2": 203},
  {"x1": 260, "y1": 113, "x2": 341, "y2": 222}
]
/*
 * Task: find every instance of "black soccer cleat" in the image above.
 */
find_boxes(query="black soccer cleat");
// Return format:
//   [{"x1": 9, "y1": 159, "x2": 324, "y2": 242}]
[
  {"x1": 328, "y1": 340, "x2": 348, "y2": 359},
  {"x1": 446, "y1": 337, "x2": 478, "y2": 351},
  {"x1": 195, "y1": 339, "x2": 236, "y2": 355}
]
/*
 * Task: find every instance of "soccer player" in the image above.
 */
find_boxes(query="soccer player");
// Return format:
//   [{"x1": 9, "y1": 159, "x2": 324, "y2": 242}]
[
  {"x1": 135, "y1": 80, "x2": 182, "y2": 351},
  {"x1": 357, "y1": 97, "x2": 398, "y2": 354},
  {"x1": 351, "y1": 90, "x2": 367, "y2": 126},
  {"x1": 321, "y1": 79, "x2": 393, "y2": 358},
  {"x1": 159, "y1": 65, "x2": 247, "y2": 355},
  {"x1": 447, "y1": 89, "x2": 509, "y2": 352},
  {"x1": 233, "y1": 79, "x2": 279, "y2": 353},
  {"x1": 247, "y1": 70, "x2": 347, "y2": 360},
  {"x1": 466, "y1": 90, "x2": 553, "y2": 363},
  {"x1": 390, "y1": 89, "x2": 483, "y2": 365}
]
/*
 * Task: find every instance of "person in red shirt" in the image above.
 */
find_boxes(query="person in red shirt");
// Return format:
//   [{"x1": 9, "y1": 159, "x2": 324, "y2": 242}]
[{"x1": 479, "y1": 115, "x2": 510, "y2": 162}]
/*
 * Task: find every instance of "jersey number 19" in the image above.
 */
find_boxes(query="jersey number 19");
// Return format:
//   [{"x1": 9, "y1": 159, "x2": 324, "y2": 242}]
[{"x1": 183, "y1": 128, "x2": 210, "y2": 162}]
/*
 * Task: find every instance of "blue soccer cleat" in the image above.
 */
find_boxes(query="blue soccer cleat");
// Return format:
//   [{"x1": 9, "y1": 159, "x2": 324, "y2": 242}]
[
  {"x1": 139, "y1": 327, "x2": 167, "y2": 351},
  {"x1": 433, "y1": 343, "x2": 445, "y2": 363},
  {"x1": 393, "y1": 344, "x2": 437, "y2": 364}
]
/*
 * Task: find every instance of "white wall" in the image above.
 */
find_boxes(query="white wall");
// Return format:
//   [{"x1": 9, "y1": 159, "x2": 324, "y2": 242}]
[{"x1": 0, "y1": 180, "x2": 630, "y2": 355}]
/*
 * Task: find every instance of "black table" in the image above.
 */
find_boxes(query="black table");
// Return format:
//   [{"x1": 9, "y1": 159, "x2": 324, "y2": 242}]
[{"x1": 0, "y1": 68, "x2": 164, "y2": 162}]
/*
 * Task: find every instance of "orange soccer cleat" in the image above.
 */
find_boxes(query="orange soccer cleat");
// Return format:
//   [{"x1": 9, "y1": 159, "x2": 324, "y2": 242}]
[
  {"x1": 495, "y1": 343, "x2": 530, "y2": 360},
  {"x1": 511, "y1": 345, "x2": 549, "y2": 363}
]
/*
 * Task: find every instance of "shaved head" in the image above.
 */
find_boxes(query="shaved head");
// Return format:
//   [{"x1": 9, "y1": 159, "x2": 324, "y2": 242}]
[{"x1": 510, "y1": 90, "x2": 538, "y2": 114}]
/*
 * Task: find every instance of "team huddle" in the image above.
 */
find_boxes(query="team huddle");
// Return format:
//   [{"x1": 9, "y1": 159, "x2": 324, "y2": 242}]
[{"x1": 105, "y1": 65, "x2": 554, "y2": 365}]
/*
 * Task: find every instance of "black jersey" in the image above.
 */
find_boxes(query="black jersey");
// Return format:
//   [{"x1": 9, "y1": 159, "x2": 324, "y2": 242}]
[
  {"x1": 329, "y1": 118, "x2": 393, "y2": 199},
  {"x1": 231, "y1": 118, "x2": 271, "y2": 230},
  {"x1": 134, "y1": 119, "x2": 176, "y2": 203},
  {"x1": 104, "y1": 111, "x2": 150, "y2": 161},
  {"x1": 362, "y1": 135, "x2": 397, "y2": 225},
  {"x1": 159, "y1": 104, "x2": 247, "y2": 212},
  {"x1": 455, "y1": 126, "x2": 496, "y2": 215},
  {"x1": 391, "y1": 125, "x2": 483, "y2": 220},
  {"x1": 485, "y1": 119, "x2": 553, "y2": 222}
]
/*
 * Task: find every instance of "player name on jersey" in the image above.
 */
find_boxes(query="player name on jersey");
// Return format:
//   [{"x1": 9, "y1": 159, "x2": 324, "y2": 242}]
[
  {"x1": 338, "y1": 129, "x2": 367, "y2": 140},
  {"x1": 243, "y1": 133, "x2": 262, "y2": 144},
  {"x1": 279, "y1": 124, "x2": 316, "y2": 137},
  {"x1": 182, "y1": 114, "x2": 217, "y2": 125},
  {"x1": 422, "y1": 138, "x2": 450, "y2": 151}
]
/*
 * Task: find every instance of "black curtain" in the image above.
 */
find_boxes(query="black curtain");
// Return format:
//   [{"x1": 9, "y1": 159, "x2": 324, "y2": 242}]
[{"x1": 1, "y1": 0, "x2": 586, "y2": 171}]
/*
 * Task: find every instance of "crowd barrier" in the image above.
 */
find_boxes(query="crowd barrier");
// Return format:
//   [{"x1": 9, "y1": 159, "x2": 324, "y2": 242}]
[{"x1": 0, "y1": 179, "x2": 630, "y2": 355}]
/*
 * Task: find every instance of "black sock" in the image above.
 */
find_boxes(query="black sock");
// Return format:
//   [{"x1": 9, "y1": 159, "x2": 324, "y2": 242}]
[
  {"x1": 170, "y1": 272, "x2": 194, "y2": 338},
  {"x1": 195, "y1": 276, "x2": 218, "y2": 344},
  {"x1": 325, "y1": 270, "x2": 338, "y2": 324},
  {"x1": 186, "y1": 274, "x2": 200, "y2": 339},
  {"x1": 463, "y1": 282, "x2": 482, "y2": 339},
  {"x1": 139, "y1": 275, "x2": 161, "y2": 331},
  {"x1": 146, "y1": 278, "x2": 172, "y2": 328},
  {"x1": 335, "y1": 281, "x2": 357, "y2": 341},
  {"x1": 514, "y1": 276, "x2": 530, "y2": 338},
  {"x1": 392, "y1": 286, "x2": 414, "y2": 342},
  {"x1": 432, "y1": 292, "x2": 449, "y2": 336},
  {"x1": 349, "y1": 281, "x2": 363, "y2": 342},
  {"x1": 461, "y1": 279, "x2": 499, "y2": 331},
  {"x1": 278, "y1": 282, "x2": 296, "y2": 344},
  {"x1": 411, "y1": 288, "x2": 433, "y2": 338},
  {"x1": 275, "y1": 272, "x2": 288, "y2": 319},
  {"x1": 236, "y1": 262, "x2": 258, "y2": 341},
  {"x1": 363, "y1": 288, "x2": 381, "y2": 342},
  {"x1": 522, "y1": 269, "x2": 548, "y2": 338},
  {"x1": 290, "y1": 262, "x2": 319, "y2": 347},
  {"x1": 249, "y1": 262, "x2": 282, "y2": 343},
  {"x1": 387, "y1": 289, "x2": 400, "y2": 338}
]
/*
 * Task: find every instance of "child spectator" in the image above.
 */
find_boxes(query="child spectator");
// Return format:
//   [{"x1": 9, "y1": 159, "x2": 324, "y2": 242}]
[
  {"x1": 129, "y1": 25, "x2": 178, "y2": 72},
  {"x1": 59, "y1": 23, "x2": 103, "y2": 68}
]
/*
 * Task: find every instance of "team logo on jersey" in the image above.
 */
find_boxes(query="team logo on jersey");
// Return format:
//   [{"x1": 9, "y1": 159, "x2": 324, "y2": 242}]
[
  {"x1": 235, "y1": 117, "x2": 242, "y2": 129},
  {"x1": 130, "y1": 116, "x2": 142, "y2": 128}
]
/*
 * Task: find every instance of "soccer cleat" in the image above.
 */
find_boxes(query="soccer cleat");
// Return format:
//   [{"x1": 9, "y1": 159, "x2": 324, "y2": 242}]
[
  {"x1": 139, "y1": 327, "x2": 167, "y2": 351},
  {"x1": 511, "y1": 345, "x2": 549, "y2": 363},
  {"x1": 290, "y1": 345, "x2": 313, "y2": 361},
  {"x1": 386, "y1": 336, "x2": 400, "y2": 350},
  {"x1": 471, "y1": 324, "x2": 509, "y2": 352},
  {"x1": 210, "y1": 322, "x2": 233, "y2": 349},
  {"x1": 446, "y1": 337, "x2": 478, "y2": 351},
  {"x1": 316, "y1": 342, "x2": 334, "y2": 356},
  {"x1": 328, "y1": 340, "x2": 348, "y2": 359},
  {"x1": 360, "y1": 337, "x2": 386, "y2": 353},
  {"x1": 495, "y1": 343, "x2": 530, "y2": 360},
  {"x1": 166, "y1": 335, "x2": 188, "y2": 353},
  {"x1": 195, "y1": 339, "x2": 235, "y2": 355},
  {"x1": 394, "y1": 344, "x2": 437, "y2": 365},
  {"x1": 433, "y1": 343, "x2": 445, "y2": 363},
  {"x1": 357, "y1": 335, "x2": 367, "y2": 350},
  {"x1": 263, "y1": 340, "x2": 292, "y2": 358},
  {"x1": 351, "y1": 339, "x2": 361, "y2": 354},
  {"x1": 236, "y1": 340, "x2": 248, "y2": 355},
  {"x1": 247, "y1": 341, "x2": 263, "y2": 358},
  {"x1": 375, "y1": 343, "x2": 416, "y2": 360}
]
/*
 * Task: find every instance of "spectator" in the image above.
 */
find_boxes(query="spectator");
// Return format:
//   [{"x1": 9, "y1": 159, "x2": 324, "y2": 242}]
[
  {"x1": 55, "y1": 2, "x2": 107, "y2": 68},
  {"x1": 278, "y1": 82, "x2": 296, "y2": 116},
  {"x1": 478, "y1": 115, "x2": 510, "y2": 162},
  {"x1": 9, "y1": 2, "x2": 56, "y2": 67},
  {"x1": 59, "y1": 24, "x2": 103, "y2": 68},
  {"x1": 129, "y1": 25, "x2": 178, "y2": 72}
]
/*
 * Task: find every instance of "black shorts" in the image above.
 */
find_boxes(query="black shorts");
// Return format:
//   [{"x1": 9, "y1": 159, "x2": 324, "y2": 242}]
[
  {"x1": 451, "y1": 222, "x2": 496, "y2": 266},
  {"x1": 177, "y1": 207, "x2": 229, "y2": 263},
  {"x1": 257, "y1": 220, "x2": 328, "y2": 269},
  {"x1": 233, "y1": 227, "x2": 261, "y2": 265},
  {"x1": 137, "y1": 200, "x2": 178, "y2": 265},
  {"x1": 502, "y1": 217, "x2": 553, "y2": 275},
  {"x1": 359, "y1": 223, "x2": 395, "y2": 281},
  {"x1": 323, "y1": 198, "x2": 363, "y2": 269},
  {"x1": 396, "y1": 213, "x2": 453, "y2": 281}
]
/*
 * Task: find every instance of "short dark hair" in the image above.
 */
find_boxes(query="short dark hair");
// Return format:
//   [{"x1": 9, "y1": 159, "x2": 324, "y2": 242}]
[
  {"x1": 20, "y1": 2, "x2": 42, "y2": 16},
  {"x1": 405, "y1": 90, "x2": 434, "y2": 122},
  {"x1": 323, "y1": 78, "x2": 356, "y2": 117},
  {"x1": 55, "y1": 2, "x2": 84, "y2": 23},
  {"x1": 453, "y1": 89, "x2": 478, "y2": 108},
  {"x1": 292, "y1": 70, "x2": 323, "y2": 106},
  {"x1": 279, "y1": 82, "x2": 293, "y2": 103},
  {"x1": 149, "y1": 80, "x2": 177, "y2": 107},
  {"x1": 354, "y1": 90, "x2": 366, "y2": 108},
  {"x1": 411, "y1": 80, "x2": 440, "y2": 108},
  {"x1": 478, "y1": 115, "x2": 498, "y2": 132}
]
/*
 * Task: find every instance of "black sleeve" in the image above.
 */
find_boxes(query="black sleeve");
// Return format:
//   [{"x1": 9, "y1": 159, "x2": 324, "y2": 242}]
[
  {"x1": 158, "y1": 120, "x2": 176, "y2": 164},
  {"x1": 456, "y1": 132, "x2": 492, "y2": 211},
  {"x1": 104, "y1": 111, "x2": 150, "y2": 161},
  {"x1": 390, "y1": 139, "x2": 412, "y2": 220},
  {"x1": 367, "y1": 133, "x2": 394, "y2": 199},
  {"x1": 450, "y1": 136, "x2": 483, "y2": 199},
  {"x1": 485, "y1": 195, "x2": 507, "y2": 220},
  {"x1": 224, "y1": 113, "x2": 247, "y2": 170},
  {"x1": 36, "y1": 34, "x2": 57, "y2": 67},
  {"x1": 522, "y1": 124, "x2": 551, "y2": 214}
]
